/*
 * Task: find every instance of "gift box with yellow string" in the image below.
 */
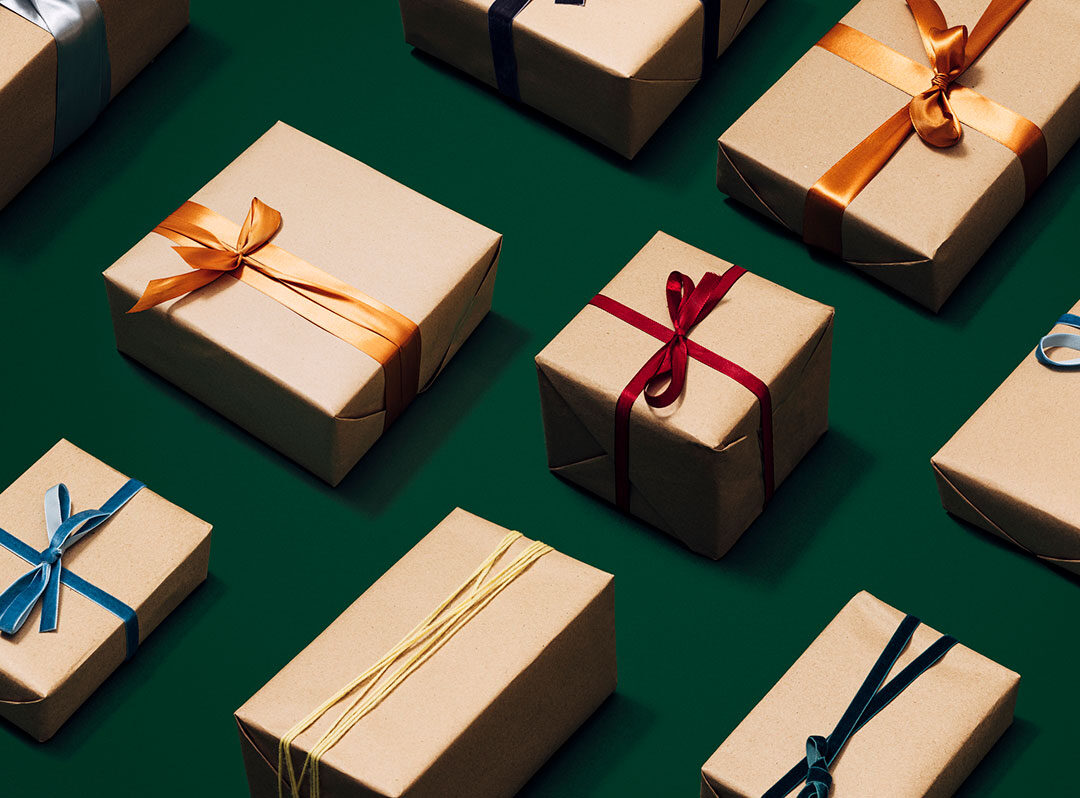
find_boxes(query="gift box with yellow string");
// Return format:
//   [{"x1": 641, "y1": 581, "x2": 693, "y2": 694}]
[
  {"x1": 103, "y1": 122, "x2": 502, "y2": 485},
  {"x1": 717, "y1": 0, "x2": 1080, "y2": 311},
  {"x1": 234, "y1": 508, "x2": 616, "y2": 798},
  {"x1": 0, "y1": 439, "x2": 211, "y2": 741}
]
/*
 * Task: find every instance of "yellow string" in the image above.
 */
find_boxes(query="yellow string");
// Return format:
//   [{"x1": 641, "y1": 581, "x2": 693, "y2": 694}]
[{"x1": 276, "y1": 531, "x2": 553, "y2": 798}]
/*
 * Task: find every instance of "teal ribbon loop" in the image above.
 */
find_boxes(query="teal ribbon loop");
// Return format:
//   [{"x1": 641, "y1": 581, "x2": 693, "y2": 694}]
[
  {"x1": 0, "y1": 478, "x2": 143, "y2": 659},
  {"x1": 0, "y1": 0, "x2": 111, "y2": 157},
  {"x1": 1036, "y1": 313, "x2": 1080, "y2": 369}
]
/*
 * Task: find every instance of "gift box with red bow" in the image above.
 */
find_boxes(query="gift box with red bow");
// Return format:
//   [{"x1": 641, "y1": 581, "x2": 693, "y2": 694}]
[{"x1": 535, "y1": 232, "x2": 834, "y2": 558}]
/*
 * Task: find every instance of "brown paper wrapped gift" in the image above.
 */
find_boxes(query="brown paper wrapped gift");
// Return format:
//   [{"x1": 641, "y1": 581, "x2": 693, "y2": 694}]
[
  {"x1": 234, "y1": 508, "x2": 616, "y2": 798},
  {"x1": 536, "y1": 232, "x2": 833, "y2": 559},
  {"x1": 933, "y1": 302, "x2": 1080, "y2": 575},
  {"x1": 717, "y1": 0, "x2": 1080, "y2": 311},
  {"x1": 0, "y1": 0, "x2": 189, "y2": 211},
  {"x1": 701, "y1": 591, "x2": 1019, "y2": 798},
  {"x1": 104, "y1": 122, "x2": 502, "y2": 486},
  {"x1": 0, "y1": 439, "x2": 211, "y2": 741},
  {"x1": 399, "y1": 0, "x2": 767, "y2": 158}
]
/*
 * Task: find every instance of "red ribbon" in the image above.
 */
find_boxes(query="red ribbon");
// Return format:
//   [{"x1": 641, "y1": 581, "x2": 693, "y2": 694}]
[{"x1": 589, "y1": 266, "x2": 775, "y2": 513}]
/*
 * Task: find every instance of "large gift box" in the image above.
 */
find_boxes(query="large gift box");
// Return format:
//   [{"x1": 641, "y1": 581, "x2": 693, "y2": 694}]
[
  {"x1": 104, "y1": 122, "x2": 502, "y2": 486},
  {"x1": 0, "y1": 439, "x2": 211, "y2": 741},
  {"x1": 234, "y1": 508, "x2": 616, "y2": 798},
  {"x1": 399, "y1": 0, "x2": 768, "y2": 158},
  {"x1": 701, "y1": 592, "x2": 1019, "y2": 797},
  {"x1": 536, "y1": 232, "x2": 833, "y2": 559},
  {"x1": 0, "y1": 0, "x2": 189, "y2": 210},
  {"x1": 933, "y1": 304, "x2": 1080, "y2": 575},
  {"x1": 717, "y1": 0, "x2": 1080, "y2": 311}
]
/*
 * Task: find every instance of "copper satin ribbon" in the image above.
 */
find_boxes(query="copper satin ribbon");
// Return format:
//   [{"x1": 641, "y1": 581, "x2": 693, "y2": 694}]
[
  {"x1": 804, "y1": 0, "x2": 1048, "y2": 254},
  {"x1": 128, "y1": 198, "x2": 422, "y2": 427}
]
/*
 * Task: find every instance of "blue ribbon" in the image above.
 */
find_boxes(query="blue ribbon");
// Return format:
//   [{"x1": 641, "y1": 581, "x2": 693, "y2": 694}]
[
  {"x1": 762, "y1": 614, "x2": 959, "y2": 798},
  {"x1": 0, "y1": 0, "x2": 111, "y2": 157},
  {"x1": 0, "y1": 478, "x2": 143, "y2": 660},
  {"x1": 1036, "y1": 313, "x2": 1080, "y2": 369}
]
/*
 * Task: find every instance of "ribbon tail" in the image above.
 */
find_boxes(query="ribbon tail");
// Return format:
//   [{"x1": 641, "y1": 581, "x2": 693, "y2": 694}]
[
  {"x1": 40, "y1": 562, "x2": 62, "y2": 633},
  {"x1": 0, "y1": 567, "x2": 50, "y2": 636},
  {"x1": 128, "y1": 269, "x2": 226, "y2": 313}
]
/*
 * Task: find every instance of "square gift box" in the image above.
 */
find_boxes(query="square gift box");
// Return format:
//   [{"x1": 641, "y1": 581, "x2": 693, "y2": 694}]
[
  {"x1": 535, "y1": 232, "x2": 834, "y2": 559},
  {"x1": 932, "y1": 302, "x2": 1080, "y2": 575},
  {"x1": 701, "y1": 591, "x2": 1019, "y2": 798},
  {"x1": 717, "y1": 0, "x2": 1080, "y2": 311},
  {"x1": 0, "y1": 0, "x2": 189, "y2": 210},
  {"x1": 234, "y1": 508, "x2": 616, "y2": 798},
  {"x1": 104, "y1": 122, "x2": 502, "y2": 486},
  {"x1": 399, "y1": 0, "x2": 768, "y2": 158},
  {"x1": 0, "y1": 439, "x2": 211, "y2": 741}
]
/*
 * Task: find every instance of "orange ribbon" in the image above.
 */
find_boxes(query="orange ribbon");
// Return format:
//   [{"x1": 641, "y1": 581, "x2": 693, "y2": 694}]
[
  {"x1": 803, "y1": 0, "x2": 1048, "y2": 255},
  {"x1": 129, "y1": 198, "x2": 422, "y2": 427}
]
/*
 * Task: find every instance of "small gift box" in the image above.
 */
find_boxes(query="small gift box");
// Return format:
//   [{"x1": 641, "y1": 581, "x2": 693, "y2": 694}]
[
  {"x1": 234, "y1": 508, "x2": 616, "y2": 798},
  {"x1": 0, "y1": 0, "x2": 189, "y2": 210},
  {"x1": 0, "y1": 439, "x2": 211, "y2": 741},
  {"x1": 933, "y1": 304, "x2": 1080, "y2": 574},
  {"x1": 104, "y1": 122, "x2": 502, "y2": 486},
  {"x1": 701, "y1": 591, "x2": 1019, "y2": 798},
  {"x1": 717, "y1": 0, "x2": 1080, "y2": 311},
  {"x1": 399, "y1": 0, "x2": 767, "y2": 158},
  {"x1": 536, "y1": 232, "x2": 833, "y2": 558}
]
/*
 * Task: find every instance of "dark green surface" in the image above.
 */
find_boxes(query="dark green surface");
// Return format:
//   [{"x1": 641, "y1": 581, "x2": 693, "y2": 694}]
[{"x1": 0, "y1": 1, "x2": 1076, "y2": 794}]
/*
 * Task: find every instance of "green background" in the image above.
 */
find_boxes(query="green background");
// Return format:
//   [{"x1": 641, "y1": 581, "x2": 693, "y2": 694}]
[{"x1": 0, "y1": 0, "x2": 1076, "y2": 794}]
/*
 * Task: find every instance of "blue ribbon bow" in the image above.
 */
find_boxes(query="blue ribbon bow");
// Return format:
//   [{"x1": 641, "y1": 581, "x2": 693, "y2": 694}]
[
  {"x1": 0, "y1": 478, "x2": 143, "y2": 659},
  {"x1": 1036, "y1": 313, "x2": 1080, "y2": 369}
]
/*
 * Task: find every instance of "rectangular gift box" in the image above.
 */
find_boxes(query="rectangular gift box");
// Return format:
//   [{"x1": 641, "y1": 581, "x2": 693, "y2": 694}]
[
  {"x1": 399, "y1": 0, "x2": 767, "y2": 158},
  {"x1": 0, "y1": 0, "x2": 189, "y2": 210},
  {"x1": 701, "y1": 591, "x2": 1019, "y2": 798},
  {"x1": 104, "y1": 122, "x2": 502, "y2": 486},
  {"x1": 234, "y1": 508, "x2": 616, "y2": 798},
  {"x1": 0, "y1": 439, "x2": 211, "y2": 741},
  {"x1": 535, "y1": 232, "x2": 833, "y2": 559},
  {"x1": 717, "y1": 0, "x2": 1080, "y2": 311},
  {"x1": 932, "y1": 303, "x2": 1080, "y2": 575}
]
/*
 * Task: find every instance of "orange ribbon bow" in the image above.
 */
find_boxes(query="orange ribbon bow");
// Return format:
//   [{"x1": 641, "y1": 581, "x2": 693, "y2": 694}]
[
  {"x1": 803, "y1": 0, "x2": 1048, "y2": 254},
  {"x1": 129, "y1": 198, "x2": 422, "y2": 427}
]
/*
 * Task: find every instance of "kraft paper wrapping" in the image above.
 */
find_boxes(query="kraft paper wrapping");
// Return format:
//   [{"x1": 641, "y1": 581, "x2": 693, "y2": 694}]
[
  {"x1": 536, "y1": 232, "x2": 833, "y2": 559},
  {"x1": 932, "y1": 300, "x2": 1080, "y2": 575},
  {"x1": 701, "y1": 591, "x2": 1019, "y2": 798},
  {"x1": 0, "y1": 0, "x2": 189, "y2": 211},
  {"x1": 0, "y1": 440, "x2": 211, "y2": 741},
  {"x1": 717, "y1": 0, "x2": 1080, "y2": 311},
  {"x1": 103, "y1": 122, "x2": 503, "y2": 486},
  {"x1": 234, "y1": 508, "x2": 616, "y2": 798},
  {"x1": 399, "y1": 0, "x2": 767, "y2": 158}
]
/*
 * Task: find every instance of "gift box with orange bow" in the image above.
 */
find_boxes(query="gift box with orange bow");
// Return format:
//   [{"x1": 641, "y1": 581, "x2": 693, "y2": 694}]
[
  {"x1": 535, "y1": 232, "x2": 833, "y2": 558},
  {"x1": 103, "y1": 122, "x2": 502, "y2": 485},
  {"x1": 717, "y1": 0, "x2": 1080, "y2": 311}
]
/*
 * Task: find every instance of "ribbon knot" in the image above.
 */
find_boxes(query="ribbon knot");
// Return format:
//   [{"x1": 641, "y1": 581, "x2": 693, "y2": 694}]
[
  {"x1": 909, "y1": 23, "x2": 968, "y2": 148},
  {"x1": 799, "y1": 736, "x2": 833, "y2": 798},
  {"x1": 41, "y1": 546, "x2": 63, "y2": 566}
]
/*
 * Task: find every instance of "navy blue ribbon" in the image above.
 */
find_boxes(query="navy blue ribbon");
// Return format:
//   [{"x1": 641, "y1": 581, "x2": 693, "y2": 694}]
[
  {"x1": 0, "y1": 0, "x2": 112, "y2": 157},
  {"x1": 1036, "y1": 313, "x2": 1080, "y2": 369},
  {"x1": 762, "y1": 614, "x2": 959, "y2": 798},
  {"x1": 0, "y1": 478, "x2": 143, "y2": 660}
]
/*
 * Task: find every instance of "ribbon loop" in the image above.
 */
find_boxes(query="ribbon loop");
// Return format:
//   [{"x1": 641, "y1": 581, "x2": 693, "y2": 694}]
[{"x1": 1035, "y1": 314, "x2": 1080, "y2": 369}]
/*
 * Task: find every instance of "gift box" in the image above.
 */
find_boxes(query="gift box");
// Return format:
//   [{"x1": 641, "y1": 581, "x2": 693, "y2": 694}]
[
  {"x1": 0, "y1": 439, "x2": 211, "y2": 741},
  {"x1": 701, "y1": 591, "x2": 1019, "y2": 798},
  {"x1": 399, "y1": 0, "x2": 767, "y2": 158},
  {"x1": 234, "y1": 508, "x2": 616, "y2": 798},
  {"x1": 932, "y1": 303, "x2": 1080, "y2": 574},
  {"x1": 535, "y1": 232, "x2": 833, "y2": 559},
  {"x1": 716, "y1": 0, "x2": 1080, "y2": 311},
  {"x1": 0, "y1": 0, "x2": 189, "y2": 211},
  {"x1": 104, "y1": 122, "x2": 502, "y2": 486}
]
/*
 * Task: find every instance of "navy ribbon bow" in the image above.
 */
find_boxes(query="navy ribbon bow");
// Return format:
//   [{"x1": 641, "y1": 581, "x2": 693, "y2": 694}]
[
  {"x1": 1036, "y1": 313, "x2": 1080, "y2": 369},
  {"x1": 762, "y1": 614, "x2": 958, "y2": 798},
  {"x1": 0, "y1": 478, "x2": 143, "y2": 659}
]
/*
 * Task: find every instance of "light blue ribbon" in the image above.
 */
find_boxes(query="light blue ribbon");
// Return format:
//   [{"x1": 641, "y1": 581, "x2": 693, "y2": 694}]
[
  {"x1": 0, "y1": 478, "x2": 143, "y2": 659},
  {"x1": 1036, "y1": 313, "x2": 1080, "y2": 369},
  {"x1": 0, "y1": 0, "x2": 111, "y2": 157}
]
